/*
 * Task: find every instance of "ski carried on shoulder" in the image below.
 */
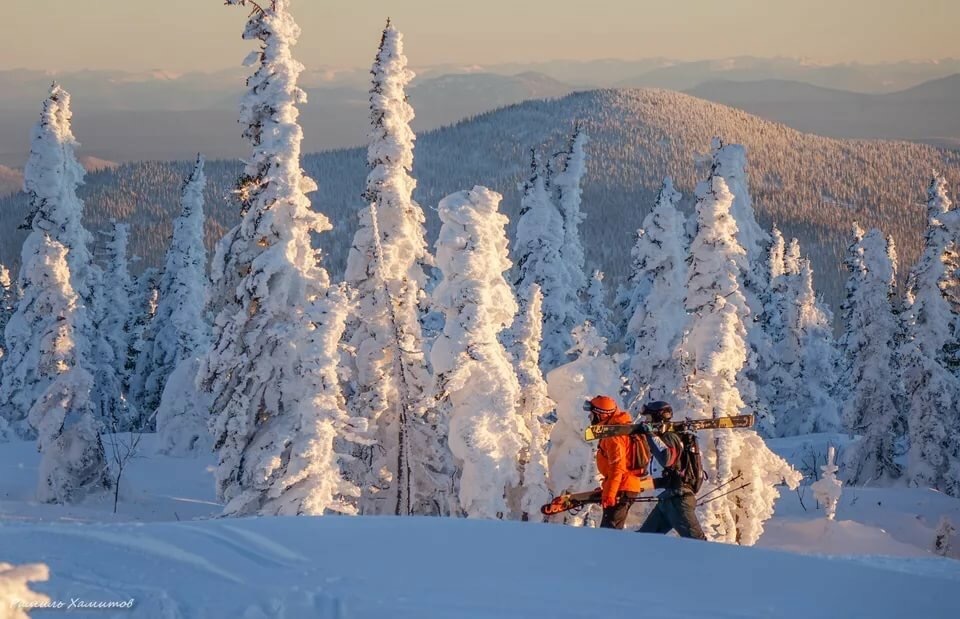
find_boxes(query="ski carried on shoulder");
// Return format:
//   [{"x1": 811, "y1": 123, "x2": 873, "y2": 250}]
[{"x1": 584, "y1": 414, "x2": 755, "y2": 441}]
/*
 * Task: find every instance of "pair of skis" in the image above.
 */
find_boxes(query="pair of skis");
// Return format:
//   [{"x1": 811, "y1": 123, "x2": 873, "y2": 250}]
[{"x1": 583, "y1": 413, "x2": 755, "y2": 441}]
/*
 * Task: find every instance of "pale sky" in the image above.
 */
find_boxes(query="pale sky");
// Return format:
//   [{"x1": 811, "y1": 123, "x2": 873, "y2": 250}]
[{"x1": 5, "y1": 0, "x2": 958, "y2": 72}]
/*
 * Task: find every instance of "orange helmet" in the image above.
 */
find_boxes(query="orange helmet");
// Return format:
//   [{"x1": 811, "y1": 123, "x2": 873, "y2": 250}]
[{"x1": 586, "y1": 395, "x2": 618, "y2": 415}]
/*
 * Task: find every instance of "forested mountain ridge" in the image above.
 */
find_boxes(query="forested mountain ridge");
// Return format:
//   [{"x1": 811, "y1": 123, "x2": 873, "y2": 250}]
[{"x1": 1, "y1": 88, "x2": 957, "y2": 313}]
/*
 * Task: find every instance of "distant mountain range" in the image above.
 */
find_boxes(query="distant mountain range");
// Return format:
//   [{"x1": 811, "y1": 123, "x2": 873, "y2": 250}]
[
  {"x1": 1, "y1": 89, "x2": 957, "y2": 319},
  {"x1": 2, "y1": 57, "x2": 960, "y2": 165},
  {"x1": 686, "y1": 74, "x2": 960, "y2": 147}
]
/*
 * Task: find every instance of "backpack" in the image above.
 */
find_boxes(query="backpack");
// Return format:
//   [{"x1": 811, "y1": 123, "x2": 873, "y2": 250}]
[
  {"x1": 660, "y1": 431, "x2": 707, "y2": 493},
  {"x1": 627, "y1": 434, "x2": 651, "y2": 477}
]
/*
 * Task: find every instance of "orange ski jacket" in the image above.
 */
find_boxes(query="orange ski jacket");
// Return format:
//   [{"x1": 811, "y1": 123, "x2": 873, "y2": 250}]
[{"x1": 596, "y1": 410, "x2": 652, "y2": 505}]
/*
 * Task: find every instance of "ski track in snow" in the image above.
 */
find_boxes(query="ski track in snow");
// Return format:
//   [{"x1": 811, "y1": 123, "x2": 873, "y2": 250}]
[
  {"x1": 178, "y1": 523, "x2": 308, "y2": 569},
  {"x1": 23, "y1": 525, "x2": 244, "y2": 584}
]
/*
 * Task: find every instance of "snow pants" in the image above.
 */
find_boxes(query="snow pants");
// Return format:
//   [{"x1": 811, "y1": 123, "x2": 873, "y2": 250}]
[
  {"x1": 636, "y1": 489, "x2": 706, "y2": 540},
  {"x1": 599, "y1": 491, "x2": 639, "y2": 529}
]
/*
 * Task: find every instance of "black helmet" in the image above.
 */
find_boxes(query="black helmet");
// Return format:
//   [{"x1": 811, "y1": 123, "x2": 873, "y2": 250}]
[{"x1": 641, "y1": 401, "x2": 673, "y2": 422}]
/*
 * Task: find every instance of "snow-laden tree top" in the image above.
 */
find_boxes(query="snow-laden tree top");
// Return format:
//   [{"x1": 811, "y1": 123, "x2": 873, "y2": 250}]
[{"x1": 22, "y1": 84, "x2": 94, "y2": 300}]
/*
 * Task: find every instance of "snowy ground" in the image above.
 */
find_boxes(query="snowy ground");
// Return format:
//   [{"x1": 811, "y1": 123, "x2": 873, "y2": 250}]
[{"x1": 1, "y1": 433, "x2": 959, "y2": 618}]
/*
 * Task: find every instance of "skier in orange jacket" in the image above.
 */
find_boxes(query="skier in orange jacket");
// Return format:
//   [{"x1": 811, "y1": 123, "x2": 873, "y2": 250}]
[{"x1": 586, "y1": 395, "x2": 653, "y2": 529}]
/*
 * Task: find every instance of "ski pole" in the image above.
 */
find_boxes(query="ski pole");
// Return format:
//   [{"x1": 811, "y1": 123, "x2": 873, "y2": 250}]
[
  {"x1": 695, "y1": 472, "x2": 743, "y2": 503},
  {"x1": 697, "y1": 482, "x2": 751, "y2": 507}
]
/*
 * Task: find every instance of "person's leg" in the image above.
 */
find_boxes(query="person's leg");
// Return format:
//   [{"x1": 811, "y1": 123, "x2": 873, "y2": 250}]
[
  {"x1": 665, "y1": 491, "x2": 707, "y2": 540},
  {"x1": 636, "y1": 499, "x2": 672, "y2": 534},
  {"x1": 600, "y1": 502, "x2": 630, "y2": 529}
]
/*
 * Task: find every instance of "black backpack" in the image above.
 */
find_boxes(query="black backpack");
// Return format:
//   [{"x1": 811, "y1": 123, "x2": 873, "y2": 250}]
[{"x1": 661, "y1": 431, "x2": 707, "y2": 493}]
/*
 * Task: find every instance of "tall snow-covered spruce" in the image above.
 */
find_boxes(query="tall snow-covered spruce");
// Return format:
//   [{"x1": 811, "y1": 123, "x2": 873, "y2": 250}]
[
  {"x1": 202, "y1": 0, "x2": 359, "y2": 516},
  {"x1": 710, "y1": 139, "x2": 775, "y2": 436},
  {"x1": 143, "y1": 156, "x2": 212, "y2": 454},
  {"x1": 2, "y1": 86, "x2": 97, "y2": 436},
  {"x1": 622, "y1": 177, "x2": 688, "y2": 402},
  {"x1": 94, "y1": 221, "x2": 135, "y2": 430},
  {"x1": 132, "y1": 156, "x2": 210, "y2": 433},
  {"x1": 842, "y1": 229, "x2": 905, "y2": 485},
  {"x1": 0, "y1": 86, "x2": 108, "y2": 499},
  {"x1": 513, "y1": 149, "x2": 568, "y2": 371},
  {"x1": 677, "y1": 173, "x2": 800, "y2": 545},
  {"x1": 508, "y1": 284, "x2": 553, "y2": 520},
  {"x1": 903, "y1": 174, "x2": 960, "y2": 496},
  {"x1": 344, "y1": 20, "x2": 452, "y2": 516},
  {"x1": 547, "y1": 124, "x2": 590, "y2": 368},
  {"x1": 431, "y1": 186, "x2": 528, "y2": 519}
]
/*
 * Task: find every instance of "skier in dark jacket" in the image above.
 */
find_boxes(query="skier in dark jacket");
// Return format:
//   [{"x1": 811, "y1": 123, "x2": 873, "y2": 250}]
[{"x1": 636, "y1": 401, "x2": 707, "y2": 540}]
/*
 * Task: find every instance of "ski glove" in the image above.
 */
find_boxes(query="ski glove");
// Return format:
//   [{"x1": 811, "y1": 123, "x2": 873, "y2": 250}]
[{"x1": 601, "y1": 494, "x2": 617, "y2": 508}]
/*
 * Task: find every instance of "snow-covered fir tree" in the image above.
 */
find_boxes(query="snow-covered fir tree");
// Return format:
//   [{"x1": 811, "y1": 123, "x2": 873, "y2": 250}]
[
  {"x1": 513, "y1": 149, "x2": 569, "y2": 370},
  {"x1": 546, "y1": 322, "x2": 621, "y2": 526},
  {"x1": 548, "y1": 124, "x2": 590, "y2": 366},
  {"x1": 343, "y1": 20, "x2": 452, "y2": 516},
  {"x1": 585, "y1": 270, "x2": 616, "y2": 345},
  {"x1": 761, "y1": 227, "x2": 792, "y2": 417},
  {"x1": 903, "y1": 174, "x2": 960, "y2": 496},
  {"x1": 431, "y1": 186, "x2": 528, "y2": 519},
  {"x1": 677, "y1": 173, "x2": 800, "y2": 545},
  {"x1": 775, "y1": 257, "x2": 841, "y2": 436},
  {"x1": 202, "y1": 0, "x2": 359, "y2": 516},
  {"x1": 709, "y1": 139, "x2": 775, "y2": 436},
  {"x1": 842, "y1": 229, "x2": 905, "y2": 485},
  {"x1": 101, "y1": 222, "x2": 133, "y2": 383},
  {"x1": 94, "y1": 221, "x2": 135, "y2": 430},
  {"x1": 508, "y1": 284, "x2": 553, "y2": 520},
  {"x1": 811, "y1": 445, "x2": 842, "y2": 520},
  {"x1": 622, "y1": 177, "x2": 688, "y2": 402},
  {"x1": 132, "y1": 156, "x2": 210, "y2": 434},
  {"x1": 146, "y1": 157, "x2": 212, "y2": 454},
  {"x1": 835, "y1": 222, "x2": 867, "y2": 403},
  {"x1": 1, "y1": 86, "x2": 101, "y2": 438},
  {"x1": 13, "y1": 234, "x2": 109, "y2": 502}
]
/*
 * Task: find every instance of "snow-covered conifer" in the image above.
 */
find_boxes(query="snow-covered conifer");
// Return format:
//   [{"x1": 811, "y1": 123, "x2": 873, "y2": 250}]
[
  {"x1": 431, "y1": 186, "x2": 527, "y2": 519},
  {"x1": 344, "y1": 20, "x2": 451, "y2": 515},
  {"x1": 544, "y1": 123, "x2": 591, "y2": 370},
  {"x1": 835, "y1": 223, "x2": 867, "y2": 403},
  {"x1": 508, "y1": 284, "x2": 553, "y2": 520},
  {"x1": 622, "y1": 177, "x2": 688, "y2": 401},
  {"x1": 677, "y1": 174, "x2": 800, "y2": 545},
  {"x1": 93, "y1": 221, "x2": 135, "y2": 430},
  {"x1": 513, "y1": 149, "x2": 568, "y2": 370},
  {"x1": 546, "y1": 322, "x2": 621, "y2": 526},
  {"x1": 133, "y1": 156, "x2": 210, "y2": 435},
  {"x1": 904, "y1": 174, "x2": 960, "y2": 495},
  {"x1": 1, "y1": 85, "x2": 102, "y2": 438},
  {"x1": 771, "y1": 252, "x2": 840, "y2": 437},
  {"x1": 811, "y1": 446, "x2": 842, "y2": 520},
  {"x1": 585, "y1": 270, "x2": 616, "y2": 344},
  {"x1": 17, "y1": 234, "x2": 109, "y2": 502},
  {"x1": 709, "y1": 139, "x2": 775, "y2": 436},
  {"x1": 202, "y1": 0, "x2": 359, "y2": 516},
  {"x1": 842, "y1": 229, "x2": 905, "y2": 485},
  {"x1": 552, "y1": 124, "x2": 590, "y2": 303}
]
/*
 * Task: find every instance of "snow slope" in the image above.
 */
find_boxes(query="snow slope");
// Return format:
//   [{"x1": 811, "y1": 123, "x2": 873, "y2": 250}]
[
  {"x1": 2, "y1": 434, "x2": 959, "y2": 617},
  {"x1": 2, "y1": 515, "x2": 959, "y2": 619}
]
